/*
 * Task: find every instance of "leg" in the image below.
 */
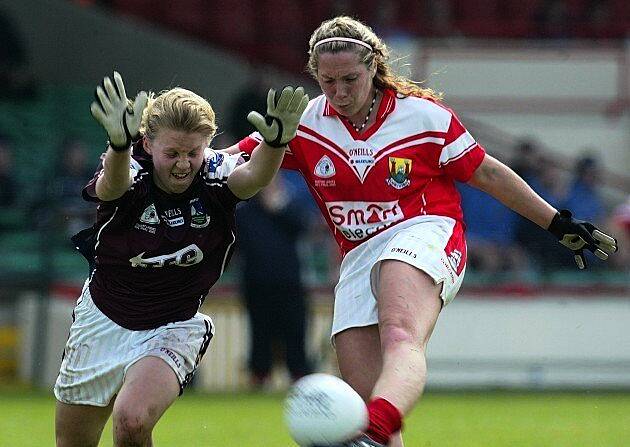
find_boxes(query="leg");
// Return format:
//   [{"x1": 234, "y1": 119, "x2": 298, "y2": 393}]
[
  {"x1": 112, "y1": 356, "x2": 180, "y2": 447},
  {"x1": 334, "y1": 325, "x2": 381, "y2": 402},
  {"x1": 335, "y1": 326, "x2": 406, "y2": 447},
  {"x1": 335, "y1": 260, "x2": 442, "y2": 447},
  {"x1": 56, "y1": 400, "x2": 114, "y2": 447},
  {"x1": 373, "y1": 260, "x2": 442, "y2": 414},
  {"x1": 377, "y1": 260, "x2": 442, "y2": 446},
  {"x1": 244, "y1": 288, "x2": 273, "y2": 383},
  {"x1": 282, "y1": 289, "x2": 311, "y2": 380}
]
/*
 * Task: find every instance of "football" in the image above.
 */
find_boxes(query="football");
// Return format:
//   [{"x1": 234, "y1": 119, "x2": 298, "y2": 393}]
[{"x1": 284, "y1": 373, "x2": 368, "y2": 446}]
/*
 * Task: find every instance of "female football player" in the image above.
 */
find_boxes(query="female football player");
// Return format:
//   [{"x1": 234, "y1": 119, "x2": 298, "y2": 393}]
[
  {"x1": 54, "y1": 72, "x2": 308, "y2": 447},
  {"x1": 231, "y1": 16, "x2": 618, "y2": 447}
]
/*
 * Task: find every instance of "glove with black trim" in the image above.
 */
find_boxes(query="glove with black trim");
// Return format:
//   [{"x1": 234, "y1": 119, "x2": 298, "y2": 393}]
[
  {"x1": 547, "y1": 209, "x2": 618, "y2": 269},
  {"x1": 90, "y1": 71, "x2": 148, "y2": 152},
  {"x1": 247, "y1": 86, "x2": 309, "y2": 148}
]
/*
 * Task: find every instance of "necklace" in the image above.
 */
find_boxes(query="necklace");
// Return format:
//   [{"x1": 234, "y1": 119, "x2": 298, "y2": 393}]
[{"x1": 348, "y1": 91, "x2": 377, "y2": 132}]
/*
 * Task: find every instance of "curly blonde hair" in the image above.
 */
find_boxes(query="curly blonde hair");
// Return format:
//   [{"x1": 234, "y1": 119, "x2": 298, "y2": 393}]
[
  {"x1": 307, "y1": 16, "x2": 441, "y2": 100},
  {"x1": 140, "y1": 88, "x2": 217, "y2": 141}
]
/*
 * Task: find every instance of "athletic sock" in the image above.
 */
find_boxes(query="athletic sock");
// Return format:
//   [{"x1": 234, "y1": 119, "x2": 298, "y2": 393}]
[{"x1": 365, "y1": 397, "x2": 403, "y2": 445}]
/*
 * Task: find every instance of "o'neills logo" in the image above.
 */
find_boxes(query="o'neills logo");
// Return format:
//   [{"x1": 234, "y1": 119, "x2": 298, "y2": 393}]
[
  {"x1": 326, "y1": 200, "x2": 404, "y2": 241},
  {"x1": 344, "y1": 141, "x2": 377, "y2": 182}
]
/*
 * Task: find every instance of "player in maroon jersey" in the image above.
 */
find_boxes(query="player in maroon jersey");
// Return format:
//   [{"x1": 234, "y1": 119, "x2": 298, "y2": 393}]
[
  {"x1": 229, "y1": 17, "x2": 618, "y2": 447},
  {"x1": 53, "y1": 72, "x2": 308, "y2": 447}
]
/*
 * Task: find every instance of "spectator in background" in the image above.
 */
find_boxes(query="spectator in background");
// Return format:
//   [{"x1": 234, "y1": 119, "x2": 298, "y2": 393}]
[
  {"x1": 510, "y1": 139, "x2": 540, "y2": 183},
  {"x1": 534, "y1": 0, "x2": 572, "y2": 39},
  {"x1": 0, "y1": 135, "x2": 20, "y2": 232},
  {"x1": 515, "y1": 158, "x2": 571, "y2": 271},
  {"x1": 236, "y1": 173, "x2": 314, "y2": 388},
  {"x1": 563, "y1": 155, "x2": 605, "y2": 223},
  {"x1": 49, "y1": 138, "x2": 96, "y2": 238},
  {"x1": 459, "y1": 182, "x2": 528, "y2": 274},
  {"x1": 0, "y1": 8, "x2": 37, "y2": 100},
  {"x1": 0, "y1": 136, "x2": 17, "y2": 208},
  {"x1": 228, "y1": 69, "x2": 269, "y2": 140}
]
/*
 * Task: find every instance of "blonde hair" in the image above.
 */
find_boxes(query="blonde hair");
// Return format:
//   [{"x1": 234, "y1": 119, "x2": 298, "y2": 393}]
[
  {"x1": 307, "y1": 16, "x2": 441, "y2": 101},
  {"x1": 140, "y1": 88, "x2": 217, "y2": 141}
]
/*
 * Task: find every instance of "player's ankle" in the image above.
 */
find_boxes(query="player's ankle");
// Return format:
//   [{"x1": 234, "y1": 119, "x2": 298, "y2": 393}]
[{"x1": 365, "y1": 397, "x2": 403, "y2": 444}]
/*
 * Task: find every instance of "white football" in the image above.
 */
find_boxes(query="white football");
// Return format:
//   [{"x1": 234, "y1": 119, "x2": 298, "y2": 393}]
[{"x1": 284, "y1": 373, "x2": 368, "y2": 446}]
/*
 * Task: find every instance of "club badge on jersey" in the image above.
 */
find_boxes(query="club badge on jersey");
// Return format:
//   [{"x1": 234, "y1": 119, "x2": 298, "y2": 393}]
[
  {"x1": 190, "y1": 198, "x2": 211, "y2": 228},
  {"x1": 386, "y1": 157, "x2": 412, "y2": 189},
  {"x1": 314, "y1": 155, "x2": 336, "y2": 178}
]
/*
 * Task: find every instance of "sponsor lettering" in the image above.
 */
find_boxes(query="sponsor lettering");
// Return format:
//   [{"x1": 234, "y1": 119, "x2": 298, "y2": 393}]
[
  {"x1": 129, "y1": 244, "x2": 203, "y2": 268},
  {"x1": 326, "y1": 201, "x2": 404, "y2": 241},
  {"x1": 314, "y1": 179, "x2": 336, "y2": 187},
  {"x1": 134, "y1": 223, "x2": 157, "y2": 234},
  {"x1": 348, "y1": 147, "x2": 374, "y2": 157},
  {"x1": 162, "y1": 208, "x2": 182, "y2": 218},
  {"x1": 160, "y1": 347, "x2": 182, "y2": 368},
  {"x1": 390, "y1": 247, "x2": 417, "y2": 258},
  {"x1": 343, "y1": 141, "x2": 377, "y2": 181}
]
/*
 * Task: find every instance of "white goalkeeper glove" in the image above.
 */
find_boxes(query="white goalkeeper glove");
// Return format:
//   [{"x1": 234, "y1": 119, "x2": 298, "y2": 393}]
[
  {"x1": 547, "y1": 209, "x2": 618, "y2": 269},
  {"x1": 90, "y1": 71, "x2": 148, "y2": 152},
  {"x1": 247, "y1": 86, "x2": 309, "y2": 148}
]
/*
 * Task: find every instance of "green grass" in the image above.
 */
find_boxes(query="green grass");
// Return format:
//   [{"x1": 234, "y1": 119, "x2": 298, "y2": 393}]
[{"x1": 1, "y1": 387, "x2": 629, "y2": 446}]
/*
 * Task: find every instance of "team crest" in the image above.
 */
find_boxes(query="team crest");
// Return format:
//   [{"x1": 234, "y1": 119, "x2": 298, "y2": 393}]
[
  {"x1": 386, "y1": 157, "x2": 412, "y2": 189},
  {"x1": 190, "y1": 198, "x2": 211, "y2": 228},
  {"x1": 139, "y1": 203, "x2": 160, "y2": 224},
  {"x1": 314, "y1": 155, "x2": 335, "y2": 178}
]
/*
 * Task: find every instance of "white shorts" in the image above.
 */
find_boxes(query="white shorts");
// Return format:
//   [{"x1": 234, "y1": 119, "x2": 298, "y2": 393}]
[
  {"x1": 54, "y1": 283, "x2": 215, "y2": 407},
  {"x1": 331, "y1": 215, "x2": 467, "y2": 339}
]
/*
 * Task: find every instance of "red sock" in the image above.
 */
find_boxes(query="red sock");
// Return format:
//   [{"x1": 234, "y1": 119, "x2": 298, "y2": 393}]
[{"x1": 365, "y1": 397, "x2": 403, "y2": 445}]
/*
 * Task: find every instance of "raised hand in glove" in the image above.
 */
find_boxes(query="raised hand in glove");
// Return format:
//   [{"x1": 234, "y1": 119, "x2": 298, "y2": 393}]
[
  {"x1": 547, "y1": 209, "x2": 618, "y2": 269},
  {"x1": 90, "y1": 71, "x2": 148, "y2": 151},
  {"x1": 247, "y1": 86, "x2": 309, "y2": 148}
]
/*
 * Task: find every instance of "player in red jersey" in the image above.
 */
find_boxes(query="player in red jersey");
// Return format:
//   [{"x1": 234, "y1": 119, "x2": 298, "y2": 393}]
[
  {"x1": 229, "y1": 16, "x2": 619, "y2": 447},
  {"x1": 53, "y1": 72, "x2": 308, "y2": 447}
]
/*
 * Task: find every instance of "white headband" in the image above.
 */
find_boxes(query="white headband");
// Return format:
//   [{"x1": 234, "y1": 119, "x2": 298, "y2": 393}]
[{"x1": 313, "y1": 37, "x2": 373, "y2": 52}]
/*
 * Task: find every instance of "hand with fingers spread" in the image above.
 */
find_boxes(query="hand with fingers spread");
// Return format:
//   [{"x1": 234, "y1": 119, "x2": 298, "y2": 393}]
[
  {"x1": 247, "y1": 86, "x2": 309, "y2": 148},
  {"x1": 90, "y1": 71, "x2": 148, "y2": 152},
  {"x1": 547, "y1": 209, "x2": 618, "y2": 269}
]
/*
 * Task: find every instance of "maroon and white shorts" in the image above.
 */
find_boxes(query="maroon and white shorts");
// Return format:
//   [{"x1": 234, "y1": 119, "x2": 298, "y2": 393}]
[{"x1": 54, "y1": 282, "x2": 214, "y2": 406}]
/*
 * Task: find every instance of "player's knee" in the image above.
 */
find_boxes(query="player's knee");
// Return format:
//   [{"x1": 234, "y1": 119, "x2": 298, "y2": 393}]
[
  {"x1": 113, "y1": 407, "x2": 154, "y2": 446},
  {"x1": 379, "y1": 323, "x2": 420, "y2": 353}
]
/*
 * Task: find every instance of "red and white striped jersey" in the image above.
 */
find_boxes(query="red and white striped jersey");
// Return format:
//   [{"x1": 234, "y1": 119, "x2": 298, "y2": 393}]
[{"x1": 239, "y1": 88, "x2": 485, "y2": 256}]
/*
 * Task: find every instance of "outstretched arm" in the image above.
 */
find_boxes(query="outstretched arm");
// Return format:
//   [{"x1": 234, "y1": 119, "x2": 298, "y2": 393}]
[
  {"x1": 227, "y1": 86, "x2": 308, "y2": 199},
  {"x1": 468, "y1": 154, "x2": 618, "y2": 268},
  {"x1": 90, "y1": 71, "x2": 147, "y2": 201}
]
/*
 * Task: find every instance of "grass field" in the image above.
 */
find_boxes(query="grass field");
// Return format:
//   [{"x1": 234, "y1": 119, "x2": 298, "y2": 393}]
[{"x1": 1, "y1": 387, "x2": 629, "y2": 446}]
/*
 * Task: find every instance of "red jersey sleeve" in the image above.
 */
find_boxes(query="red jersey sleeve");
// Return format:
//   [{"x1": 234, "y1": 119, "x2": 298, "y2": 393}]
[
  {"x1": 238, "y1": 134, "x2": 301, "y2": 171},
  {"x1": 439, "y1": 112, "x2": 485, "y2": 182}
]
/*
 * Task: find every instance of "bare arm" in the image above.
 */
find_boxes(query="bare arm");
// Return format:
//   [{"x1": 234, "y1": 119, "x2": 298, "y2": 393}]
[
  {"x1": 220, "y1": 144, "x2": 242, "y2": 155},
  {"x1": 227, "y1": 143, "x2": 285, "y2": 200},
  {"x1": 467, "y1": 154, "x2": 557, "y2": 229},
  {"x1": 94, "y1": 147, "x2": 133, "y2": 201}
]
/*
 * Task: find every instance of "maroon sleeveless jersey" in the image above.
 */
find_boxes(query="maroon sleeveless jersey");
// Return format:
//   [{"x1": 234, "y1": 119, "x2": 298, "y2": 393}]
[{"x1": 78, "y1": 147, "x2": 246, "y2": 330}]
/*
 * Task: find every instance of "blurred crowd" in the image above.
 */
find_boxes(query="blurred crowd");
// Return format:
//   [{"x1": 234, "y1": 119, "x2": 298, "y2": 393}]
[
  {"x1": 459, "y1": 140, "x2": 629, "y2": 277},
  {"x1": 0, "y1": 2, "x2": 627, "y2": 287},
  {"x1": 102, "y1": 0, "x2": 630, "y2": 72}
]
